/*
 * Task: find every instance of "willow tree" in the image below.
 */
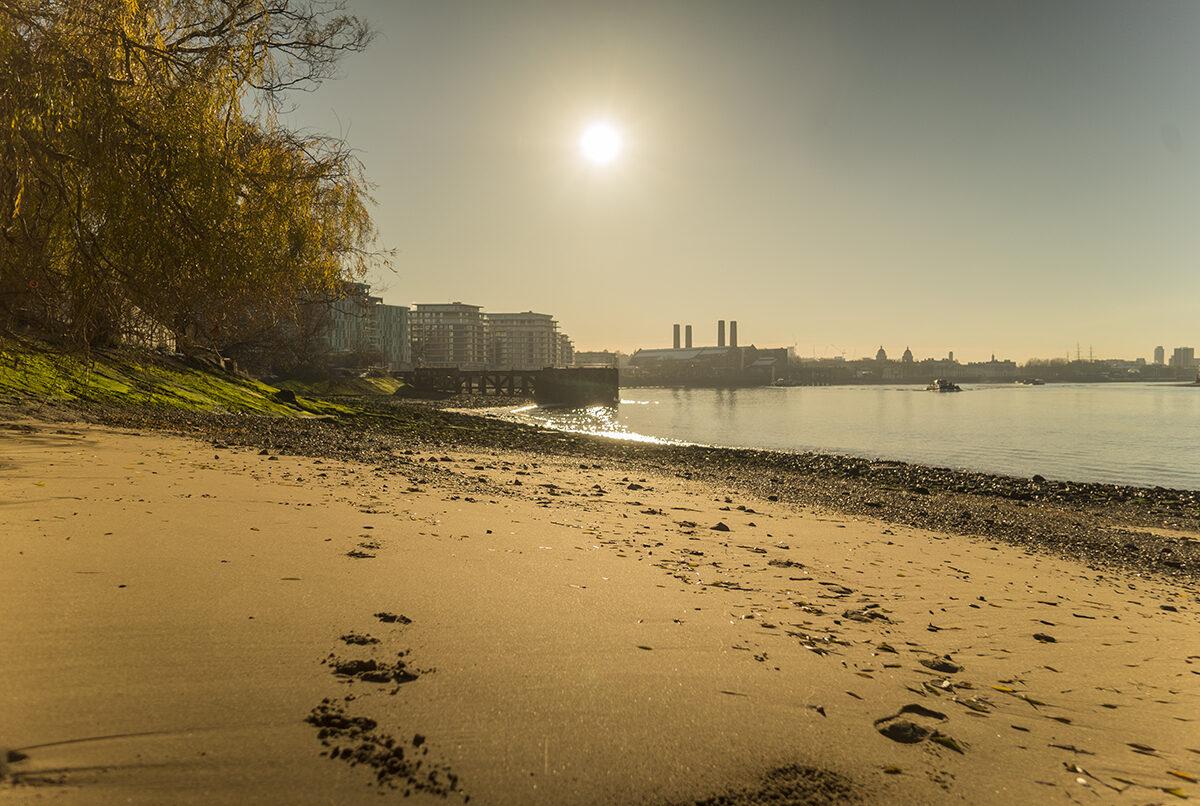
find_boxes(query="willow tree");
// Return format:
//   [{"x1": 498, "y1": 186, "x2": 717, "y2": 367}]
[{"x1": 0, "y1": 0, "x2": 381, "y2": 364}]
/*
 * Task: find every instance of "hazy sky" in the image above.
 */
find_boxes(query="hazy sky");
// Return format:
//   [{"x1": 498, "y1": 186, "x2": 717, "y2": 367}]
[{"x1": 290, "y1": 0, "x2": 1199, "y2": 361}]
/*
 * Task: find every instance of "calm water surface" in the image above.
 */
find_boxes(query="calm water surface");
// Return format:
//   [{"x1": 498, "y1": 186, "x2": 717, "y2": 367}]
[{"x1": 512, "y1": 383, "x2": 1200, "y2": 490}]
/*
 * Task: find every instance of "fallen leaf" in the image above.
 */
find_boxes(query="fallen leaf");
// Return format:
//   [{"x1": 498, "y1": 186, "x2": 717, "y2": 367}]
[{"x1": 930, "y1": 732, "x2": 967, "y2": 754}]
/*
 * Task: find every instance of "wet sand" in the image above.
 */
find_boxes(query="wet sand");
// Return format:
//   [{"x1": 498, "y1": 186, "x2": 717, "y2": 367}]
[{"x1": 2, "y1": 421, "x2": 1197, "y2": 804}]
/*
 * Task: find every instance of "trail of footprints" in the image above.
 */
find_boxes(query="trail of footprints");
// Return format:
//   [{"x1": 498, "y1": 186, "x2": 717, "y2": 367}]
[{"x1": 307, "y1": 612, "x2": 467, "y2": 800}]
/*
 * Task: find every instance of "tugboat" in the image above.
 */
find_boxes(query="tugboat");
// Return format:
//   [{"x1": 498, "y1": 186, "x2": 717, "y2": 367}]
[{"x1": 926, "y1": 378, "x2": 962, "y2": 392}]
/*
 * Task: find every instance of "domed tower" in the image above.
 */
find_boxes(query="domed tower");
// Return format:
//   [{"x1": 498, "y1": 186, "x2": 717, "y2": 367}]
[
  {"x1": 875, "y1": 346, "x2": 888, "y2": 361},
  {"x1": 902, "y1": 346, "x2": 913, "y2": 363}
]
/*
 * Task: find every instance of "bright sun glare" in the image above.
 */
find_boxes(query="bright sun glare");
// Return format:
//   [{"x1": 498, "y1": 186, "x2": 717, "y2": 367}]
[{"x1": 579, "y1": 121, "x2": 622, "y2": 165}]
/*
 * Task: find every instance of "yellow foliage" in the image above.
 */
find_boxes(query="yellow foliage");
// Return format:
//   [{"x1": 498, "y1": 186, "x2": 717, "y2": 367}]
[{"x1": 0, "y1": 0, "x2": 380, "y2": 363}]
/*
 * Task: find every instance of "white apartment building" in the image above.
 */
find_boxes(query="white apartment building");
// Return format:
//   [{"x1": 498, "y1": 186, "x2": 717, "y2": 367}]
[
  {"x1": 410, "y1": 302, "x2": 487, "y2": 369},
  {"x1": 484, "y1": 311, "x2": 559, "y2": 370}
]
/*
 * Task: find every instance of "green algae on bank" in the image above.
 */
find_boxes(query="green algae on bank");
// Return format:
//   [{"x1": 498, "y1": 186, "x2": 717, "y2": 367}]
[
  {"x1": 0, "y1": 339, "x2": 354, "y2": 418},
  {"x1": 275, "y1": 375, "x2": 406, "y2": 398}
]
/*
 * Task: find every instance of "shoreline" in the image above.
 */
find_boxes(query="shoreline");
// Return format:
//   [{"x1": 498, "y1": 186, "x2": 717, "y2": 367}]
[
  {"x1": 2, "y1": 415, "x2": 1197, "y2": 804},
  {"x1": 4, "y1": 396, "x2": 1198, "y2": 583},
  {"x1": 621, "y1": 378, "x2": 1192, "y2": 388}
]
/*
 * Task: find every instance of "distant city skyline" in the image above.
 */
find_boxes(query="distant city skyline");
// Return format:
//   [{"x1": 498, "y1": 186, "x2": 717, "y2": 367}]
[
  {"x1": 290, "y1": 0, "x2": 1199, "y2": 361},
  {"x1": 340, "y1": 293, "x2": 1191, "y2": 364}
]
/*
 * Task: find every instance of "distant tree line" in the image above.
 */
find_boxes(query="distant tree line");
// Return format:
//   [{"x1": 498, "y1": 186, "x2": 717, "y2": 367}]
[{"x1": 0, "y1": 0, "x2": 385, "y2": 370}]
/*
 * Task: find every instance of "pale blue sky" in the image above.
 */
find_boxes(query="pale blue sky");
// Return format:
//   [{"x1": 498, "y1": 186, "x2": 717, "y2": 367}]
[{"x1": 289, "y1": 0, "x2": 1199, "y2": 361}]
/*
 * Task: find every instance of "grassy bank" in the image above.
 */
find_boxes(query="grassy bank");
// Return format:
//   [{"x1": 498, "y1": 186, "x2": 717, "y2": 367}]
[
  {"x1": 275, "y1": 374, "x2": 405, "y2": 398},
  {"x1": 0, "y1": 337, "x2": 354, "y2": 418}
]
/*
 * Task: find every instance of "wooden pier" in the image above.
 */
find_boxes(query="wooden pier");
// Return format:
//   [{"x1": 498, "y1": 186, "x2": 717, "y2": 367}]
[{"x1": 396, "y1": 367, "x2": 619, "y2": 406}]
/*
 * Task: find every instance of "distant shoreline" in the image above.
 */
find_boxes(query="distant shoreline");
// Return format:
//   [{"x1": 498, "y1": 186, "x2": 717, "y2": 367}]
[{"x1": 620, "y1": 378, "x2": 1189, "y2": 389}]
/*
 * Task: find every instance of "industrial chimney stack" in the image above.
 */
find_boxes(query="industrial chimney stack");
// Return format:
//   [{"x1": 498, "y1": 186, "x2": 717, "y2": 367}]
[
  {"x1": 673, "y1": 323, "x2": 681, "y2": 350},
  {"x1": 685, "y1": 325, "x2": 693, "y2": 349},
  {"x1": 730, "y1": 320, "x2": 738, "y2": 348}
]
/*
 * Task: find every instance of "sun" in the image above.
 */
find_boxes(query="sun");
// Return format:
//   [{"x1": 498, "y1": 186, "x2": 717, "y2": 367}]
[{"x1": 579, "y1": 120, "x2": 622, "y2": 165}]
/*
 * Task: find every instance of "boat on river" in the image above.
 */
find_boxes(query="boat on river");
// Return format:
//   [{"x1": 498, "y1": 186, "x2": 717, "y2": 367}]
[{"x1": 926, "y1": 378, "x2": 962, "y2": 392}]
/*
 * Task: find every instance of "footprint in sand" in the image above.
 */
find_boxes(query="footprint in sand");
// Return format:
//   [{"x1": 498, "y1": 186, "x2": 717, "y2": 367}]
[
  {"x1": 307, "y1": 699, "x2": 462, "y2": 798},
  {"x1": 692, "y1": 764, "x2": 859, "y2": 805},
  {"x1": 875, "y1": 704, "x2": 967, "y2": 754},
  {"x1": 374, "y1": 612, "x2": 413, "y2": 625},
  {"x1": 307, "y1": 616, "x2": 464, "y2": 799}
]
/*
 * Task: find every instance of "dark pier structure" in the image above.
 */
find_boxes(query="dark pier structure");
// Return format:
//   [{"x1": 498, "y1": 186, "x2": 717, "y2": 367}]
[{"x1": 396, "y1": 367, "x2": 618, "y2": 406}]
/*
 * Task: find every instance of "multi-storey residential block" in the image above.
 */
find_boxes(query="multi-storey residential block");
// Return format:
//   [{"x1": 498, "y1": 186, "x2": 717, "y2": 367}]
[
  {"x1": 410, "y1": 302, "x2": 487, "y2": 369},
  {"x1": 322, "y1": 282, "x2": 410, "y2": 369},
  {"x1": 556, "y1": 333, "x2": 574, "y2": 367},
  {"x1": 484, "y1": 311, "x2": 559, "y2": 370}
]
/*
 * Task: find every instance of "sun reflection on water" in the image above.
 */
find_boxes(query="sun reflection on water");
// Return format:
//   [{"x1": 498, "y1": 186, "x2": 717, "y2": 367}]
[{"x1": 489, "y1": 401, "x2": 686, "y2": 445}]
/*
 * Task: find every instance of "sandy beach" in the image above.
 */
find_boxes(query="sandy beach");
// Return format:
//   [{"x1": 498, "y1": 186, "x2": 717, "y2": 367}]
[
  {"x1": 2, "y1": 418, "x2": 1197, "y2": 804},
  {"x1": 5, "y1": 0, "x2": 1199, "y2": 801}
]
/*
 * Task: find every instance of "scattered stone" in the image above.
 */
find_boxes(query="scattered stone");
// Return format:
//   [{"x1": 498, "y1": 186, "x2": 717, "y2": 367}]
[
  {"x1": 843, "y1": 608, "x2": 890, "y2": 623},
  {"x1": 767, "y1": 558, "x2": 805, "y2": 569},
  {"x1": 919, "y1": 656, "x2": 963, "y2": 674},
  {"x1": 954, "y1": 697, "x2": 991, "y2": 714}
]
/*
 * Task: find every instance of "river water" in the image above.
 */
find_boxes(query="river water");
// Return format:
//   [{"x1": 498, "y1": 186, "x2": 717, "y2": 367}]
[{"x1": 509, "y1": 383, "x2": 1200, "y2": 490}]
